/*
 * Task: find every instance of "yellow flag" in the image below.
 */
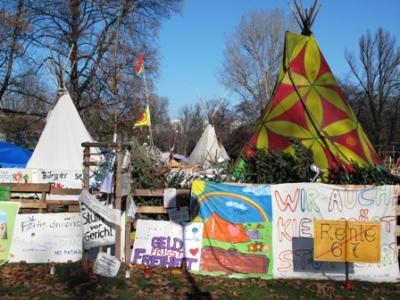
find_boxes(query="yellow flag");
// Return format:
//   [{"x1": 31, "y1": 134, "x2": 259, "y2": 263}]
[{"x1": 133, "y1": 105, "x2": 150, "y2": 128}]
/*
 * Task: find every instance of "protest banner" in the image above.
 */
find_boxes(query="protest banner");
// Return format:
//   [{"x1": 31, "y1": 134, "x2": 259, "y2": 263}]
[
  {"x1": 34, "y1": 169, "x2": 83, "y2": 189},
  {"x1": 191, "y1": 180, "x2": 273, "y2": 277},
  {"x1": 131, "y1": 220, "x2": 203, "y2": 271},
  {"x1": 81, "y1": 203, "x2": 115, "y2": 249},
  {"x1": 0, "y1": 202, "x2": 20, "y2": 260},
  {"x1": 272, "y1": 183, "x2": 398, "y2": 281},
  {"x1": 79, "y1": 189, "x2": 120, "y2": 225},
  {"x1": 190, "y1": 181, "x2": 399, "y2": 281},
  {"x1": 10, "y1": 213, "x2": 82, "y2": 263}
]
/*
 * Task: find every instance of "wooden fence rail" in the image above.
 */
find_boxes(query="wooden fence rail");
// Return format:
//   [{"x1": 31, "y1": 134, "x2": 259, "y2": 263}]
[
  {"x1": 134, "y1": 189, "x2": 190, "y2": 214},
  {"x1": 0, "y1": 183, "x2": 81, "y2": 212}
]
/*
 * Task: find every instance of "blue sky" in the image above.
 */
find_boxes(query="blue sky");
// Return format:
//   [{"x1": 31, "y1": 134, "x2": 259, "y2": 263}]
[{"x1": 157, "y1": 0, "x2": 400, "y2": 118}]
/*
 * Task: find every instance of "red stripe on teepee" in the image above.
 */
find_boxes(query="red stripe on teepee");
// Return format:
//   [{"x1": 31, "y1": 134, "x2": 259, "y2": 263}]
[{"x1": 289, "y1": 45, "x2": 307, "y2": 77}]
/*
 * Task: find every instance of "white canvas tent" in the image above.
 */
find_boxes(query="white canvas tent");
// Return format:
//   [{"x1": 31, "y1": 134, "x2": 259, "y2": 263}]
[
  {"x1": 27, "y1": 90, "x2": 94, "y2": 170},
  {"x1": 188, "y1": 124, "x2": 229, "y2": 168}
]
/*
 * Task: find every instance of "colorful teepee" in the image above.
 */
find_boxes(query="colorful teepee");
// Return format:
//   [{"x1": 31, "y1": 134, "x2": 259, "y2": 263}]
[{"x1": 240, "y1": 1, "x2": 380, "y2": 170}]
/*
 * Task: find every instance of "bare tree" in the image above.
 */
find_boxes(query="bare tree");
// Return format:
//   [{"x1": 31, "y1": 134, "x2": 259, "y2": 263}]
[
  {"x1": 23, "y1": 0, "x2": 182, "y2": 140},
  {"x1": 0, "y1": 0, "x2": 27, "y2": 104},
  {"x1": 175, "y1": 103, "x2": 204, "y2": 155},
  {"x1": 201, "y1": 98, "x2": 236, "y2": 150},
  {"x1": 219, "y1": 9, "x2": 295, "y2": 125},
  {"x1": 346, "y1": 28, "x2": 400, "y2": 150}
]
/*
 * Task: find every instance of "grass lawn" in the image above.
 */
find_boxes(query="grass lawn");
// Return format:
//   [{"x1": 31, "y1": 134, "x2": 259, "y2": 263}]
[{"x1": 0, "y1": 262, "x2": 398, "y2": 299}]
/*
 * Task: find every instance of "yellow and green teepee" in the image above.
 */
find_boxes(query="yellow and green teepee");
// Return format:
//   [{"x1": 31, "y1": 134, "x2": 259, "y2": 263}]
[{"x1": 239, "y1": 30, "x2": 380, "y2": 170}]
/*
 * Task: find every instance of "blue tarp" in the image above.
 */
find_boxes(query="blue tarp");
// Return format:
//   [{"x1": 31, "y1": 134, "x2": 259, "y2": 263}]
[{"x1": 0, "y1": 141, "x2": 32, "y2": 168}]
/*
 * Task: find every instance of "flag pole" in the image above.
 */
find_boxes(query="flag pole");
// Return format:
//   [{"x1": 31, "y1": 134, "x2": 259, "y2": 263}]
[{"x1": 141, "y1": 64, "x2": 154, "y2": 152}]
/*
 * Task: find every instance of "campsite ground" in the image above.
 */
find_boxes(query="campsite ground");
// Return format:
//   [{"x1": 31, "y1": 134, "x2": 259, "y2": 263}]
[{"x1": 0, "y1": 263, "x2": 399, "y2": 299}]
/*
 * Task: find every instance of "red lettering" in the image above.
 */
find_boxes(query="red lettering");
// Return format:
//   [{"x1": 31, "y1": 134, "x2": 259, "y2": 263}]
[
  {"x1": 278, "y1": 250, "x2": 293, "y2": 272},
  {"x1": 275, "y1": 189, "x2": 300, "y2": 212}
]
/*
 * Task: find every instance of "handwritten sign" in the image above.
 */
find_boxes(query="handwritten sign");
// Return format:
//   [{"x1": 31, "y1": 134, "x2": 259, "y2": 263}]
[
  {"x1": 346, "y1": 221, "x2": 380, "y2": 263},
  {"x1": 79, "y1": 189, "x2": 120, "y2": 225},
  {"x1": 131, "y1": 220, "x2": 203, "y2": 271},
  {"x1": 81, "y1": 204, "x2": 115, "y2": 249},
  {"x1": 272, "y1": 183, "x2": 397, "y2": 281},
  {"x1": 94, "y1": 252, "x2": 121, "y2": 277},
  {"x1": 10, "y1": 213, "x2": 82, "y2": 263},
  {"x1": 314, "y1": 220, "x2": 381, "y2": 263},
  {"x1": 314, "y1": 220, "x2": 346, "y2": 262}
]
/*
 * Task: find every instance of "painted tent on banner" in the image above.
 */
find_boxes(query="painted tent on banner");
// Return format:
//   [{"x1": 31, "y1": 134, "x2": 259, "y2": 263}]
[
  {"x1": 189, "y1": 124, "x2": 229, "y2": 168},
  {"x1": 239, "y1": 30, "x2": 380, "y2": 170}
]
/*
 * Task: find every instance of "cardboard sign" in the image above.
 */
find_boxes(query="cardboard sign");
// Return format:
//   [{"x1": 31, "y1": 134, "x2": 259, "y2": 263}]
[
  {"x1": 314, "y1": 220, "x2": 346, "y2": 262},
  {"x1": 314, "y1": 220, "x2": 381, "y2": 263},
  {"x1": 94, "y1": 252, "x2": 121, "y2": 277},
  {"x1": 131, "y1": 220, "x2": 203, "y2": 271},
  {"x1": 346, "y1": 221, "x2": 380, "y2": 263}
]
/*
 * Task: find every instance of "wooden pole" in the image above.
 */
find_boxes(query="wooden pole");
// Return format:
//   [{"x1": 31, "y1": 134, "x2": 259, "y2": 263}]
[
  {"x1": 114, "y1": 144, "x2": 122, "y2": 259},
  {"x1": 83, "y1": 146, "x2": 90, "y2": 189},
  {"x1": 125, "y1": 158, "x2": 132, "y2": 262},
  {"x1": 82, "y1": 145, "x2": 90, "y2": 271}
]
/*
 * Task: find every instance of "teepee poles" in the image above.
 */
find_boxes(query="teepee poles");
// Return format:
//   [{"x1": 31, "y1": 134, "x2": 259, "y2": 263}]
[
  {"x1": 289, "y1": 0, "x2": 320, "y2": 36},
  {"x1": 42, "y1": 44, "x2": 75, "y2": 99}
]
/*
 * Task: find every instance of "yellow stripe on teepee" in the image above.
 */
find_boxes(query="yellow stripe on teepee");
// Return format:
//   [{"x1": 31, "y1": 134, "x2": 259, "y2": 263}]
[
  {"x1": 256, "y1": 126, "x2": 269, "y2": 149},
  {"x1": 304, "y1": 37, "x2": 321, "y2": 83},
  {"x1": 323, "y1": 119, "x2": 357, "y2": 136}
]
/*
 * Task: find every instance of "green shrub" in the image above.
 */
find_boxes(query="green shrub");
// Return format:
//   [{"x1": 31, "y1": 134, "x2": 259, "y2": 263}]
[
  {"x1": 326, "y1": 163, "x2": 400, "y2": 185},
  {"x1": 238, "y1": 140, "x2": 314, "y2": 183}
]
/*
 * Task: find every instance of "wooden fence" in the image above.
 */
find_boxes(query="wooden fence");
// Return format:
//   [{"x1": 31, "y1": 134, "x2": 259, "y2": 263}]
[{"x1": 0, "y1": 183, "x2": 81, "y2": 213}]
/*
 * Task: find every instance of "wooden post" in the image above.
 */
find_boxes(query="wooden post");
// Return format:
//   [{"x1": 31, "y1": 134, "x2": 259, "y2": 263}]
[
  {"x1": 125, "y1": 202, "x2": 133, "y2": 263},
  {"x1": 125, "y1": 156, "x2": 133, "y2": 263},
  {"x1": 114, "y1": 144, "x2": 122, "y2": 260},
  {"x1": 83, "y1": 146, "x2": 90, "y2": 189},
  {"x1": 82, "y1": 145, "x2": 90, "y2": 271}
]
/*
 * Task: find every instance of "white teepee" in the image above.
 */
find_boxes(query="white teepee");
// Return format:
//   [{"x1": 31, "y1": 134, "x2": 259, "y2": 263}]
[
  {"x1": 27, "y1": 90, "x2": 94, "y2": 170},
  {"x1": 188, "y1": 124, "x2": 229, "y2": 168}
]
